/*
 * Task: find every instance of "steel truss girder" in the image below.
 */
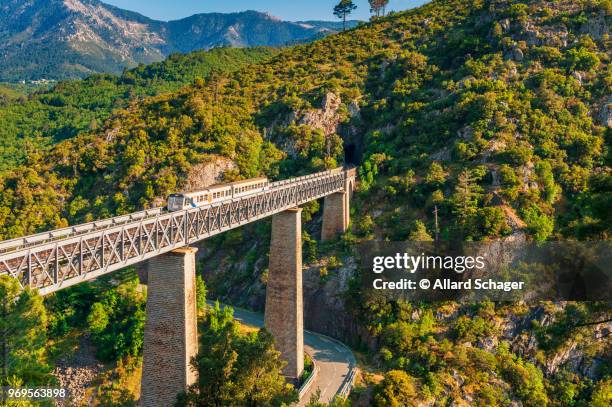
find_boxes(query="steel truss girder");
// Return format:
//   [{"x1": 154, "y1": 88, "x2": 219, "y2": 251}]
[{"x1": 0, "y1": 169, "x2": 356, "y2": 295}]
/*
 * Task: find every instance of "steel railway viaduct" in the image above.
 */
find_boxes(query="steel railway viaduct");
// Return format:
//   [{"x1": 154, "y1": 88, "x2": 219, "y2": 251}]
[{"x1": 0, "y1": 167, "x2": 357, "y2": 406}]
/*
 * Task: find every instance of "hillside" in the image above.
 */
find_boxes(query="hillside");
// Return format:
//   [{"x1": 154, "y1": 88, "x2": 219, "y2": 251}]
[
  {"x1": 0, "y1": 0, "x2": 610, "y2": 405},
  {"x1": 3, "y1": 0, "x2": 608, "y2": 240},
  {"x1": 0, "y1": 0, "x2": 351, "y2": 81},
  {"x1": 0, "y1": 46, "x2": 279, "y2": 171}
]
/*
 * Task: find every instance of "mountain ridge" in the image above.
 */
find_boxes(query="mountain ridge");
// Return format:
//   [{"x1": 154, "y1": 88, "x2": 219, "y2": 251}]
[{"x1": 0, "y1": 0, "x2": 358, "y2": 81}]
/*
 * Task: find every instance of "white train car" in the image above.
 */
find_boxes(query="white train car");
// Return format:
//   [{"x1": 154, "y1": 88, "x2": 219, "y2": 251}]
[{"x1": 167, "y1": 177, "x2": 269, "y2": 212}]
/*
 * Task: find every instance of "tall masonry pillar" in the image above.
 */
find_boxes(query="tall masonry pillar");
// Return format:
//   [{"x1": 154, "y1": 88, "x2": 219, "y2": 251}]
[
  {"x1": 141, "y1": 247, "x2": 199, "y2": 407},
  {"x1": 264, "y1": 208, "x2": 304, "y2": 382},
  {"x1": 321, "y1": 191, "x2": 348, "y2": 241}
]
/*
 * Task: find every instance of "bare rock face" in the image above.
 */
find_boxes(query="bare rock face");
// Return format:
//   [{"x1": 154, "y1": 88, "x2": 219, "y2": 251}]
[
  {"x1": 303, "y1": 257, "x2": 375, "y2": 349},
  {"x1": 504, "y1": 44, "x2": 525, "y2": 62},
  {"x1": 541, "y1": 25, "x2": 569, "y2": 47},
  {"x1": 500, "y1": 18, "x2": 511, "y2": 32},
  {"x1": 348, "y1": 100, "x2": 361, "y2": 118},
  {"x1": 599, "y1": 97, "x2": 612, "y2": 129},
  {"x1": 521, "y1": 21, "x2": 540, "y2": 46},
  {"x1": 52, "y1": 335, "x2": 104, "y2": 407},
  {"x1": 511, "y1": 18, "x2": 570, "y2": 48},
  {"x1": 299, "y1": 92, "x2": 343, "y2": 136},
  {"x1": 431, "y1": 146, "x2": 452, "y2": 162},
  {"x1": 478, "y1": 336, "x2": 499, "y2": 352},
  {"x1": 546, "y1": 341, "x2": 579, "y2": 375},
  {"x1": 580, "y1": 10, "x2": 610, "y2": 40},
  {"x1": 458, "y1": 125, "x2": 475, "y2": 140},
  {"x1": 182, "y1": 156, "x2": 237, "y2": 191},
  {"x1": 511, "y1": 47, "x2": 524, "y2": 62},
  {"x1": 572, "y1": 71, "x2": 583, "y2": 86}
]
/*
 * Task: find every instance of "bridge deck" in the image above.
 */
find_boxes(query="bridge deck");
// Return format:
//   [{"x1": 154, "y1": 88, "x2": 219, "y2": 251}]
[{"x1": 0, "y1": 168, "x2": 356, "y2": 295}]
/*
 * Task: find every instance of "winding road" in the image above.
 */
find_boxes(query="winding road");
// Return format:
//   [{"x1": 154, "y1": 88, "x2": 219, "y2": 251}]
[{"x1": 224, "y1": 304, "x2": 357, "y2": 405}]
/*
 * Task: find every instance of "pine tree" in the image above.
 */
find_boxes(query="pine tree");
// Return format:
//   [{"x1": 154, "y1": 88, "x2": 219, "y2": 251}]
[
  {"x1": 179, "y1": 302, "x2": 238, "y2": 406},
  {"x1": 452, "y1": 169, "x2": 482, "y2": 238},
  {"x1": 196, "y1": 275, "x2": 207, "y2": 312},
  {"x1": 369, "y1": 0, "x2": 389, "y2": 17},
  {"x1": 232, "y1": 329, "x2": 296, "y2": 406},
  {"x1": 333, "y1": 0, "x2": 357, "y2": 31},
  {"x1": 0, "y1": 276, "x2": 49, "y2": 386},
  {"x1": 373, "y1": 370, "x2": 418, "y2": 406},
  {"x1": 408, "y1": 220, "x2": 434, "y2": 242}
]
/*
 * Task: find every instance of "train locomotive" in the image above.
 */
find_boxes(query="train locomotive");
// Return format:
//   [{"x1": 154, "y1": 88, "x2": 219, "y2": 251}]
[{"x1": 167, "y1": 177, "x2": 269, "y2": 212}]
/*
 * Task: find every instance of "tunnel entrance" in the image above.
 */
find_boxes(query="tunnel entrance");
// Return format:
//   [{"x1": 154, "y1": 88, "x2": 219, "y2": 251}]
[{"x1": 344, "y1": 144, "x2": 358, "y2": 166}]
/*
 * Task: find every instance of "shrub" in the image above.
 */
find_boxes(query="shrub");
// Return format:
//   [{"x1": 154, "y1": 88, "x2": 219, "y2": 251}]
[
  {"x1": 86, "y1": 277, "x2": 146, "y2": 362},
  {"x1": 522, "y1": 206, "x2": 554, "y2": 241},
  {"x1": 425, "y1": 162, "x2": 447, "y2": 187},
  {"x1": 478, "y1": 206, "x2": 511, "y2": 237},
  {"x1": 508, "y1": 4, "x2": 529, "y2": 20},
  {"x1": 566, "y1": 47, "x2": 601, "y2": 72},
  {"x1": 498, "y1": 343, "x2": 549, "y2": 407},
  {"x1": 373, "y1": 370, "x2": 418, "y2": 407},
  {"x1": 453, "y1": 315, "x2": 495, "y2": 343},
  {"x1": 357, "y1": 215, "x2": 375, "y2": 237}
]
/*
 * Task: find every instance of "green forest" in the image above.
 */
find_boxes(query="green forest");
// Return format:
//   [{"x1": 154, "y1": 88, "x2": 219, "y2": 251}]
[
  {"x1": 0, "y1": 47, "x2": 278, "y2": 172},
  {"x1": 0, "y1": 0, "x2": 611, "y2": 405}
]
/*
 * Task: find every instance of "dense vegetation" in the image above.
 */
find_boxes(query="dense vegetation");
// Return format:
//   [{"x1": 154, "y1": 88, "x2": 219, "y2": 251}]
[
  {"x1": 0, "y1": 47, "x2": 278, "y2": 172},
  {"x1": 0, "y1": 0, "x2": 610, "y2": 405},
  {"x1": 0, "y1": 275, "x2": 49, "y2": 389},
  {"x1": 178, "y1": 303, "x2": 297, "y2": 407},
  {"x1": 0, "y1": 0, "x2": 609, "y2": 241},
  {"x1": 1, "y1": 268, "x2": 294, "y2": 406}
]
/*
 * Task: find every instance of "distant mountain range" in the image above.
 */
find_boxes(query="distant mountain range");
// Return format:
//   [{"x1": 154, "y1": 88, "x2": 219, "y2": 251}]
[{"x1": 0, "y1": 0, "x2": 360, "y2": 81}]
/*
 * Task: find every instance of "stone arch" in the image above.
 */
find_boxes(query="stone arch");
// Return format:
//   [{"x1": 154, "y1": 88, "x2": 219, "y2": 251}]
[{"x1": 347, "y1": 179, "x2": 355, "y2": 197}]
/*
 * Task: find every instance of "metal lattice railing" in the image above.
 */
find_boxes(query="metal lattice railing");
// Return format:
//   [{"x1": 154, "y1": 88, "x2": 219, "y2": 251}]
[{"x1": 0, "y1": 168, "x2": 356, "y2": 295}]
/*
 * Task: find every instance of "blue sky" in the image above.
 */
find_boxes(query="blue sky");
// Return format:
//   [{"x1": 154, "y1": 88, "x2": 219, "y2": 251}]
[{"x1": 103, "y1": 0, "x2": 429, "y2": 22}]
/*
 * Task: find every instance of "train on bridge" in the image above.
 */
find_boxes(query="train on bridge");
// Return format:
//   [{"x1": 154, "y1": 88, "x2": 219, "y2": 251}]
[
  {"x1": 168, "y1": 177, "x2": 269, "y2": 211},
  {"x1": 167, "y1": 168, "x2": 345, "y2": 212},
  {"x1": 0, "y1": 167, "x2": 356, "y2": 295}
]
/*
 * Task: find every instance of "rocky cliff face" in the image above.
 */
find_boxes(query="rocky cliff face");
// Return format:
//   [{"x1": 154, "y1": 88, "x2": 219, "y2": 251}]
[
  {"x1": 198, "y1": 236, "x2": 372, "y2": 349},
  {"x1": 298, "y1": 92, "x2": 345, "y2": 137},
  {"x1": 0, "y1": 0, "x2": 354, "y2": 81}
]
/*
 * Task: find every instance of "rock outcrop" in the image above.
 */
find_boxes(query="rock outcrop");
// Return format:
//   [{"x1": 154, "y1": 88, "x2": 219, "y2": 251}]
[
  {"x1": 599, "y1": 97, "x2": 612, "y2": 129},
  {"x1": 53, "y1": 335, "x2": 103, "y2": 407},
  {"x1": 182, "y1": 156, "x2": 237, "y2": 192},
  {"x1": 580, "y1": 10, "x2": 610, "y2": 40},
  {"x1": 298, "y1": 92, "x2": 344, "y2": 137},
  {"x1": 303, "y1": 257, "x2": 375, "y2": 349}
]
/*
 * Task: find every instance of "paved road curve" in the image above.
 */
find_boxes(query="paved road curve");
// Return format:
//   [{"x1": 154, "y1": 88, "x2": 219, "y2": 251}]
[{"x1": 219, "y1": 304, "x2": 356, "y2": 405}]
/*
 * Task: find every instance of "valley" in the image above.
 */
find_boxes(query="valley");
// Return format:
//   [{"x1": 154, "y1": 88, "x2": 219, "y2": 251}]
[{"x1": 0, "y1": 0, "x2": 610, "y2": 405}]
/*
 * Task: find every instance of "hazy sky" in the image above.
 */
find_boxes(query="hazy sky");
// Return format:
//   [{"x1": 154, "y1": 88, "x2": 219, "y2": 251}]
[{"x1": 103, "y1": 0, "x2": 430, "y2": 22}]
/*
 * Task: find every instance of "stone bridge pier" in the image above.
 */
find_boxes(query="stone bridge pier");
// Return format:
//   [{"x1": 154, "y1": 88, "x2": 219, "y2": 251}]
[
  {"x1": 263, "y1": 179, "x2": 354, "y2": 382},
  {"x1": 265, "y1": 208, "x2": 304, "y2": 382},
  {"x1": 140, "y1": 173, "x2": 355, "y2": 402},
  {"x1": 141, "y1": 247, "x2": 199, "y2": 407},
  {"x1": 322, "y1": 176, "x2": 354, "y2": 241}
]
